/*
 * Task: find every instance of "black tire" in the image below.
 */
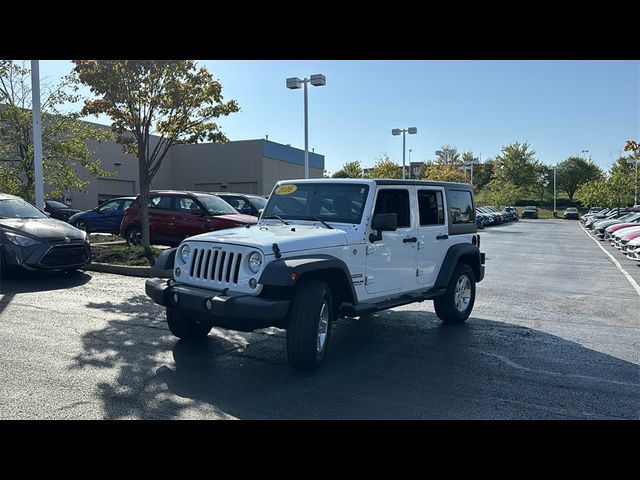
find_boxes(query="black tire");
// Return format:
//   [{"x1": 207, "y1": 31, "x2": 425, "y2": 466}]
[
  {"x1": 286, "y1": 279, "x2": 334, "y2": 372},
  {"x1": 166, "y1": 307, "x2": 214, "y2": 340},
  {"x1": 434, "y1": 262, "x2": 476, "y2": 324},
  {"x1": 75, "y1": 219, "x2": 88, "y2": 232},
  {"x1": 125, "y1": 226, "x2": 143, "y2": 246}
]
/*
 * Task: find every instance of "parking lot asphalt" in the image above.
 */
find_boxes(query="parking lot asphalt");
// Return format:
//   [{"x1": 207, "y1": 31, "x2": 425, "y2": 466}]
[{"x1": 0, "y1": 219, "x2": 638, "y2": 419}]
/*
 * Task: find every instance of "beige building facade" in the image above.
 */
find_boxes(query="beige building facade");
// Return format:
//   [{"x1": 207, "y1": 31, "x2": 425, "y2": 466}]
[{"x1": 64, "y1": 137, "x2": 324, "y2": 210}]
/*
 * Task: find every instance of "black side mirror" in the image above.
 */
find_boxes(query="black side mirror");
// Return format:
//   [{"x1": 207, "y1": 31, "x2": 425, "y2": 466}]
[{"x1": 369, "y1": 213, "x2": 397, "y2": 242}]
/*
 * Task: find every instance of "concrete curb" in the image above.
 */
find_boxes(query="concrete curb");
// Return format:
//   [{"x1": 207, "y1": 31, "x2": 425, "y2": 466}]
[{"x1": 82, "y1": 262, "x2": 156, "y2": 278}]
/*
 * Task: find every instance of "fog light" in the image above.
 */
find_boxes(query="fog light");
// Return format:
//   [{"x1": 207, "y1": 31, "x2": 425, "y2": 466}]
[
  {"x1": 205, "y1": 299, "x2": 212, "y2": 310},
  {"x1": 175, "y1": 267, "x2": 181, "y2": 277},
  {"x1": 290, "y1": 272, "x2": 298, "y2": 282},
  {"x1": 249, "y1": 278, "x2": 257, "y2": 289},
  {"x1": 172, "y1": 293, "x2": 179, "y2": 304}
]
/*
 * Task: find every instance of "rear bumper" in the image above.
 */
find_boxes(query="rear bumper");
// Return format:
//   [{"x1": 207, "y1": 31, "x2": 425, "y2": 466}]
[{"x1": 145, "y1": 278, "x2": 291, "y2": 331}]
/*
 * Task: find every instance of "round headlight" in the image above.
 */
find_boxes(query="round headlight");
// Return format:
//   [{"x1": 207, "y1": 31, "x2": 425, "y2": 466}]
[
  {"x1": 248, "y1": 251, "x2": 263, "y2": 273},
  {"x1": 179, "y1": 244, "x2": 191, "y2": 264}
]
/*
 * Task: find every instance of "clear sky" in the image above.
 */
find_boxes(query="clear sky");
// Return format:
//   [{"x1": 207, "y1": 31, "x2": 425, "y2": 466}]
[{"x1": 37, "y1": 60, "x2": 639, "y2": 174}]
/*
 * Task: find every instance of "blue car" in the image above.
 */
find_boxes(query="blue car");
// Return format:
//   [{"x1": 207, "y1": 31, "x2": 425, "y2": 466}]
[{"x1": 67, "y1": 197, "x2": 135, "y2": 234}]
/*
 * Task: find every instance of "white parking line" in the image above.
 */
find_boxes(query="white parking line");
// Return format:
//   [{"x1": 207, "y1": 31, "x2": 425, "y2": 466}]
[{"x1": 580, "y1": 222, "x2": 640, "y2": 297}]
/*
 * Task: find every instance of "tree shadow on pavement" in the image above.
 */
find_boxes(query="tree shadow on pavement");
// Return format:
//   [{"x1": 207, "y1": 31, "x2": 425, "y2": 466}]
[
  {"x1": 0, "y1": 270, "x2": 92, "y2": 294},
  {"x1": 76, "y1": 296, "x2": 640, "y2": 420}
]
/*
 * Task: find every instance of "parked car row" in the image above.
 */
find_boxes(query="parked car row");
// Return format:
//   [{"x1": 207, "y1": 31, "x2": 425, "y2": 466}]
[
  {"x1": 475, "y1": 205, "x2": 519, "y2": 228},
  {"x1": 583, "y1": 206, "x2": 640, "y2": 264},
  {"x1": 66, "y1": 191, "x2": 265, "y2": 247}
]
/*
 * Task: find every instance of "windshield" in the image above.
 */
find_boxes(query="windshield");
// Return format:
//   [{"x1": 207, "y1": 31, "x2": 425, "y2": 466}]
[
  {"x1": 262, "y1": 183, "x2": 369, "y2": 224},
  {"x1": 524, "y1": 206, "x2": 537, "y2": 211},
  {"x1": 47, "y1": 200, "x2": 69, "y2": 209},
  {"x1": 566, "y1": 208, "x2": 578, "y2": 212},
  {"x1": 0, "y1": 199, "x2": 48, "y2": 219},
  {"x1": 196, "y1": 195, "x2": 239, "y2": 216}
]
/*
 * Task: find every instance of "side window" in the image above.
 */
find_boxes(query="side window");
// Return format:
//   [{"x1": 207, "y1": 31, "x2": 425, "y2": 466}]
[
  {"x1": 446, "y1": 190, "x2": 474, "y2": 224},
  {"x1": 99, "y1": 200, "x2": 120, "y2": 213},
  {"x1": 175, "y1": 196, "x2": 202, "y2": 214},
  {"x1": 149, "y1": 196, "x2": 172, "y2": 210},
  {"x1": 120, "y1": 199, "x2": 133, "y2": 210},
  {"x1": 418, "y1": 190, "x2": 445, "y2": 226},
  {"x1": 374, "y1": 189, "x2": 411, "y2": 228}
]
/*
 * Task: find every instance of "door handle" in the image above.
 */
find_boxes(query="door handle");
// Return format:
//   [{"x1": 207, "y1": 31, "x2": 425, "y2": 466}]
[
  {"x1": 436, "y1": 234, "x2": 448, "y2": 240},
  {"x1": 403, "y1": 237, "x2": 417, "y2": 243}
]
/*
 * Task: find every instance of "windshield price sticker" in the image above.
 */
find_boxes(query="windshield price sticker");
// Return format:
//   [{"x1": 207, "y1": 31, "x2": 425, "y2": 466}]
[{"x1": 275, "y1": 184, "x2": 297, "y2": 195}]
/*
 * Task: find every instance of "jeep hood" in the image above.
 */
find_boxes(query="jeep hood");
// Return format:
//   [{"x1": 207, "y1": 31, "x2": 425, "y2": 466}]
[
  {"x1": 186, "y1": 224, "x2": 348, "y2": 253},
  {"x1": 0, "y1": 217, "x2": 85, "y2": 240}
]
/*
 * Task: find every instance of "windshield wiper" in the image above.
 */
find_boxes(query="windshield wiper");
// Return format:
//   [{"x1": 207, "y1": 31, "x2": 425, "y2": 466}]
[
  {"x1": 263, "y1": 215, "x2": 290, "y2": 225},
  {"x1": 296, "y1": 216, "x2": 334, "y2": 229}
]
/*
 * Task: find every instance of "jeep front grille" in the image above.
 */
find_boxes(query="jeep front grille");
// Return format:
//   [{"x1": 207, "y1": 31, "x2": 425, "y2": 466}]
[{"x1": 189, "y1": 247, "x2": 243, "y2": 285}]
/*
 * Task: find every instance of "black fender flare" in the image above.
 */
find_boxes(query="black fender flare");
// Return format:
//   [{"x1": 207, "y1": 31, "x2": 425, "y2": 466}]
[
  {"x1": 435, "y1": 243, "x2": 483, "y2": 288},
  {"x1": 151, "y1": 247, "x2": 176, "y2": 278},
  {"x1": 258, "y1": 254, "x2": 358, "y2": 305}
]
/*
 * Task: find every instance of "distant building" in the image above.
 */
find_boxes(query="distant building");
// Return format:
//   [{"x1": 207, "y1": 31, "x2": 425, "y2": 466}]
[{"x1": 64, "y1": 134, "x2": 324, "y2": 210}]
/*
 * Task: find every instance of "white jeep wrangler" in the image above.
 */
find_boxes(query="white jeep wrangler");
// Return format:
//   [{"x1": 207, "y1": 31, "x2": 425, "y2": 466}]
[{"x1": 146, "y1": 179, "x2": 485, "y2": 371}]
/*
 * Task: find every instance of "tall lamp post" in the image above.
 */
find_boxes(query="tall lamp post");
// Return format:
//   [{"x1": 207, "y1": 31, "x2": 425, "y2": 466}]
[
  {"x1": 392, "y1": 127, "x2": 417, "y2": 179},
  {"x1": 581, "y1": 149, "x2": 590, "y2": 160},
  {"x1": 31, "y1": 60, "x2": 44, "y2": 209},
  {"x1": 286, "y1": 74, "x2": 326, "y2": 179},
  {"x1": 552, "y1": 165, "x2": 558, "y2": 216}
]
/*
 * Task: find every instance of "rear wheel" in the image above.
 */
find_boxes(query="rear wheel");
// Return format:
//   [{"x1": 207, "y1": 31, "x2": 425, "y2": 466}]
[
  {"x1": 434, "y1": 263, "x2": 476, "y2": 324},
  {"x1": 286, "y1": 280, "x2": 333, "y2": 372},
  {"x1": 75, "y1": 219, "x2": 88, "y2": 232},
  {"x1": 166, "y1": 307, "x2": 214, "y2": 340}
]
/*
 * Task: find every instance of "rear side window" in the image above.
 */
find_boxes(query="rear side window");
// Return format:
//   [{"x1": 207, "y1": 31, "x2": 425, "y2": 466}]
[
  {"x1": 149, "y1": 196, "x2": 173, "y2": 210},
  {"x1": 374, "y1": 189, "x2": 411, "y2": 227},
  {"x1": 446, "y1": 190, "x2": 474, "y2": 224},
  {"x1": 418, "y1": 190, "x2": 445, "y2": 226}
]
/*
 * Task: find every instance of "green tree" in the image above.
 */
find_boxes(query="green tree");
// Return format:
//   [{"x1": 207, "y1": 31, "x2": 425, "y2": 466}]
[
  {"x1": 72, "y1": 60, "x2": 239, "y2": 248},
  {"x1": 485, "y1": 179, "x2": 528, "y2": 207},
  {"x1": 575, "y1": 179, "x2": 609, "y2": 208},
  {"x1": 421, "y1": 163, "x2": 468, "y2": 183},
  {"x1": 556, "y1": 156, "x2": 604, "y2": 201},
  {"x1": 0, "y1": 60, "x2": 112, "y2": 203},
  {"x1": 472, "y1": 159, "x2": 494, "y2": 191},
  {"x1": 369, "y1": 155, "x2": 402, "y2": 179},
  {"x1": 491, "y1": 141, "x2": 542, "y2": 196},
  {"x1": 332, "y1": 160, "x2": 362, "y2": 178}
]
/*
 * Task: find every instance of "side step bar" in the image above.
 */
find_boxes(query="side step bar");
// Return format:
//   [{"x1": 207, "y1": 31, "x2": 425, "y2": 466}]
[{"x1": 340, "y1": 287, "x2": 446, "y2": 317}]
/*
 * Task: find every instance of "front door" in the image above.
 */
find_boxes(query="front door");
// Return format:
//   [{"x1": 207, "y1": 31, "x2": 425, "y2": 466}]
[
  {"x1": 365, "y1": 186, "x2": 417, "y2": 296},
  {"x1": 416, "y1": 187, "x2": 449, "y2": 287}
]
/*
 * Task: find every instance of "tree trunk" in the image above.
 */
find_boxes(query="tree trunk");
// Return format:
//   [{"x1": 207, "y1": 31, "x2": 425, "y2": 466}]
[{"x1": 138, "y1": 155, "x2": 151, "y2": 249}]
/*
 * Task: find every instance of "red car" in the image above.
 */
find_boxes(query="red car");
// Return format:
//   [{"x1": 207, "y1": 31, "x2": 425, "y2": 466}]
[
  {"x1": 120, "y1": 190, "x2": 257, "y2": 246},
  {"x1": 605, "y1": 220, "x2": 640, "y2": 242}
]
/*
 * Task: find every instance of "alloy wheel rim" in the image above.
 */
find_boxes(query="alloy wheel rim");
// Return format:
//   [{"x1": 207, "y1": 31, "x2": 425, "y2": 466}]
[
  {"x1": 129, "y1": 230, "x2": 142, "y2": 246},
  {"x1": 317, "y1": 299, "x2": 329, "y2": 353},
  {"x1": 454, "y1": 275, "x2": 471, "y2": 312}
]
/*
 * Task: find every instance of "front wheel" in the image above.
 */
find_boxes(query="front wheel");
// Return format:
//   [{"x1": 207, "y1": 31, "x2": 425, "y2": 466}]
[
  {"x1": 125, "y1": 226, "x2": 143, "y2": 246},
  {"x1": 166, "y1": 307, "x2": 214, "y2": 340},
  {"x1": 434, "y1": 263, "x2": 476, "y2": 324},
  {"x1": 286, "y1": 280, "x2": 333, "y2": 372}
]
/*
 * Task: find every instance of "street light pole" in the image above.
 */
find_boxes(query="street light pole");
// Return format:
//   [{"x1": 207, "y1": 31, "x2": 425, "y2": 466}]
[
  {"x1": 31, "y1": 60, "x2": 44, "y2": 209},
  {"x1": 286, "y1": 74, "x2": 326, "y2": 179},
  {"x1": 553, "y1": 166, "x2": 557, "y2": 214},
  {"x1": 392, "y1": 127, "x2": 417, "y2": 180},
  {"x1": 303, "y1": 78, "x2": 309, "y2": 179}
]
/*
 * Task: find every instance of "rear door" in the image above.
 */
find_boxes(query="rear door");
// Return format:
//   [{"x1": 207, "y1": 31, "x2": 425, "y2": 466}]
[{"x1": 416, "y1": 187, "x2": 449, "y2": 287}]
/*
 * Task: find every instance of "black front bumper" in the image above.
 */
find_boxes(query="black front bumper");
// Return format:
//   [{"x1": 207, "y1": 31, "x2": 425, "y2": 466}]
[{"x1": 145, "y1": 278, "x2": 291, "y2": 332}]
